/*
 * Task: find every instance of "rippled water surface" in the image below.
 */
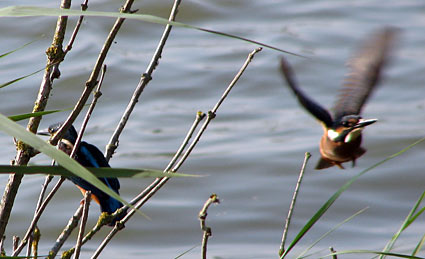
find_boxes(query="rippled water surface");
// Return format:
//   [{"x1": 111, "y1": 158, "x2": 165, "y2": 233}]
[{"x1": 0, "y1": 0, "x2": 424, "y2": 258}]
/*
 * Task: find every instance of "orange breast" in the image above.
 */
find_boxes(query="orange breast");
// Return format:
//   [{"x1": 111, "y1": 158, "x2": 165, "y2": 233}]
[{"x1": 76, "y1": 186, "x2": 101, "y2": 205}]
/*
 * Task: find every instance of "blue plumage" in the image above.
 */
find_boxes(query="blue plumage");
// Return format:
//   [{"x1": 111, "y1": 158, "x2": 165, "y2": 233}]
[{"x1": 38, "y1": 123, "x2": 126, "y2": 226}]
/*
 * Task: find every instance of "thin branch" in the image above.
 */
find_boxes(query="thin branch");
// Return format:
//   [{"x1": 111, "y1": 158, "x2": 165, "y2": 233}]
[
  {"x1": 90, "y1": 47, "x2": 262, "y2": 257},
  {"x1": 199, "y1": 194, "x2": 220, "y2": 259},
  {"x1": 0, "y1": 0, "x2": 72, "y2": 240},
  {"x1": 51, "y1": 0, "x2": 136, "y2": 146},
  {"x1": 48, "y1": 204, "x2": 84, "y2": 259},
  {"x1": 105, "y1": 0, "x2": 182, "y2": 161},
  {"x1": 35, "y1": 172, "x2": 54, "y2": 215},
  {"x1": 21, "y1": 161, "x2": 55, "y2": 256},
  {"x1": 279, "y1": 152, "x2": 311, "y2": 256},
  {"x1": 12, "y1": 236, "x2": 19, "y2": 253},
  {"x1": 64, "y1": 0, "x2": 89, "y2": 54},
  {"x1": 25, "y1": 233, "x2": 33, "y2": 258},
  {"x1": 71, "y1": 64, "x2": 107, "y2": 159},
  {"x1": 12, "y1": 177, "x2": 66, "y2": 256},
  {"x1": 129, "y1": 111, "x2": 205, "y2": 206},
  {"x1": 73, "y1": 191, "x2": 91, "y2": 259},
  {"x1": 169, "y1": 47, "x2": 263, "y2": 172}
]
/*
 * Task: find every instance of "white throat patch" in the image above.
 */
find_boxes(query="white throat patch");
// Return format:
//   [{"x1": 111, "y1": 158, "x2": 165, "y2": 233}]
[
  {"x1": 327, "y1": 129, "x2": 340, "y2": 141},
  {"x1": 344, "y1": 128, "x2": 362, "y2": 143},
  {"x1": 327, "y1": 128, "x2": 363, "y2": 143}
]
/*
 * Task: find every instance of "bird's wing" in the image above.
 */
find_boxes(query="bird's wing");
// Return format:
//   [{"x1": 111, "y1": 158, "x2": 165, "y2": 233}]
[
  {"x1": 333, "y1": 27, "x2": 397, "y2": 121},
  {"x1": 78, "y1": 142, "x2": 121, "y2": 192},
  {"x1": 280, "y1": 57, "x2": 333, "y2": 128}
]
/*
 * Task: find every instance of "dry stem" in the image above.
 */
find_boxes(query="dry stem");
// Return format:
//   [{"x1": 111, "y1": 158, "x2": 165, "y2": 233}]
[
  {"x1": 12, "y1": 177, "x2": 66, "y2": 256},
  {"x1": 199, "y1": 194, "x2": 220, "y2": 259},
  {"x1": 48, "y1": 204, "x2": 84, "y2": 259},
  {"x1": 51, "y1": 0, "x2": 136, "y2": 146},
  {"x1": 73, "y1": 191, "x2": 91, "y2": 259},
  {"x1": 105, "y1": 0, "x2": 182, "y2": 161},
  {"x1": 279, "y1": 152, "x2": 311, "y2": 256}
]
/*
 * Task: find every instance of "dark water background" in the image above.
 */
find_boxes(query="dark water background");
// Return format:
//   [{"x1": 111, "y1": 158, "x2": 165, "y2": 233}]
[{"x1": 0, "y1": 0, "x2": 424, "y2": 258}]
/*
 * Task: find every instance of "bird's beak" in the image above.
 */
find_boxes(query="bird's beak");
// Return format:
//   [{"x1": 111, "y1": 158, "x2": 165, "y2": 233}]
[
  {"x1": 37, "y1": 129, "x2": 50, "y2": 136},
  {"x1": 354, "y1": 118, "x2": 378, "y2": 129}
]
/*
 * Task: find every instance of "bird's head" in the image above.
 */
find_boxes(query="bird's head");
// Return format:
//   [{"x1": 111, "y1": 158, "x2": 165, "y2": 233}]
[
  {"x1": 37, "y1": 123, "x2": 78, "y2": 154},
  {"x1": 327, "y1": 115, "x2": 377, "y2": 143}
]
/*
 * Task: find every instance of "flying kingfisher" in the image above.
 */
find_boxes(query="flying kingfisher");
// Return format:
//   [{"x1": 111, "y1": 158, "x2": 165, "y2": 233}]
[
  {"x1": 38, "y1": 122, "x2": 126, "y2": 225},
  {"x1": 280, "y1": 28, "x2": 396, "y2": 169}
]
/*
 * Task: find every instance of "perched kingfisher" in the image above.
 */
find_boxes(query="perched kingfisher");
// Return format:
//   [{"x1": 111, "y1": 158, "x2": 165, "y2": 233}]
[
  {"x1": 280, "y1": 28, "x2": 396, "y2": 169},
  {"x1": 38, "y1": 122, "x2": 126, "y2": 225}
]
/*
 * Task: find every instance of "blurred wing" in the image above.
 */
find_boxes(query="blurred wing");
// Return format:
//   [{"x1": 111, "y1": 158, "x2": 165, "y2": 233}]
[
  {"x1": 280, "y1": 57, "x2": 333, "y2": 128},
  {"x1": 333, "y1": 27, "x2": 397, "y2": 120}
]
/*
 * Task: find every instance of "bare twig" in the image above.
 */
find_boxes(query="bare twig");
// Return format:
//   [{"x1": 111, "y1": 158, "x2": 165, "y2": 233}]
[
  {"x1": 71, "y1": 64, "x2": 107, "y2": 159},
  {"x1": 167, "y1": 47, "x2": 263, "y2": 173},
  {"x1": 0, "y1": 0, "x2": 72, "y2": 240},
  {"x1": 21, "y1": 161, "x2": 54, "y2": 255},
  {"x1": 73, "y1": 191, "x2": 91, "y2": 259},
  {"x1": 48, "y1": 204, "x2": 84, "y2": 259},
  {"x1": 129, "y1": 111, "x2": 205, "y2": 207},
  {"x1": 199, "y1": 194, "x2": 220, "y2": 259},
  {"x1": 25, "y1": 233, "x2": 33, "y2": 258},
  {"x1": 35, "y1": 173, "x2": 54, "y2": 215},
  {"x1": 64, "y1": 0, "x2": 90, "y2": 54},
  {"x1": 12, "y1": 176, "x2": 66, "y2": 256},
  {"x1": 23, "y1": 172, "x2": 52, "y2": 255},
  {"x1": 90, "y1": 47, "x2": 262, "y2": 258},
  {"x1": 12, "y1": 236, "x2": 19, "y2": 253},
  {"x1": 51, "y1": 0, "x2": 136, "y2": 146},
  {"x1": 279, "y1": 152, "x2": 311, "y2": 256},
  {"x1": 105, "y1": 0, "x2": 182, "y2": 161}
]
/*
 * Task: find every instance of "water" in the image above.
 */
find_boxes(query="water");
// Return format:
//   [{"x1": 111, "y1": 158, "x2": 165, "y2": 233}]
[{"x1": 0, "y1": 0, "x2": 424, "y2": 258}]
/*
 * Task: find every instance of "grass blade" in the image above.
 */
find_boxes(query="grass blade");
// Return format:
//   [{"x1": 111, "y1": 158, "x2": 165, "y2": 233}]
[
  {"x1": 297, "y1": 207, "x2": 369, "y2": 259},
  {"x1": 8, "y1": 110, "x2": 62, "y2": 121},
  {"x1": 0, "y1": 67, "x2": 44, "y2": 88},
  {"x1": 175, "y1": 245, "x2": 198, "y2": 259},
  {"x1": 0, "y1": 165, "x2": 200, "y2": 178},
  {"x1": 0, "y1": 38, "x2": 39, "y2": 58},
  {"x1": 380, "y1": 190, "x2": 425, "y2": 258},
  {"x1": 323, "y1": 250, "x2": 425, "y2": 259},
  {"x1": 412, "y1": 233, "x2": 425, "y2": 256},
  {"x1": 0, "y1": 6, "x2": 302, "y2": 57},
  {"x1": 281, "y1": 136, "x2": 425, "y2": 258}
]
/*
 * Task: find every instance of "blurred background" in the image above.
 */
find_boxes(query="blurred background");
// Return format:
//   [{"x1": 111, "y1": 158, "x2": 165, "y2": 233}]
[{"x1": 0, "y1": 0, "x2": 424, "y2": 258}]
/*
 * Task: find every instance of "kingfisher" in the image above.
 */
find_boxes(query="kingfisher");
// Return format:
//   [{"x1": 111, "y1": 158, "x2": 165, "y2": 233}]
[
  {"x1": 280, "y1": 28, "x2": 396, "y2": 169},
  {"x1": 38, "y1": 122, "x2": 126, "y2": 225}
]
